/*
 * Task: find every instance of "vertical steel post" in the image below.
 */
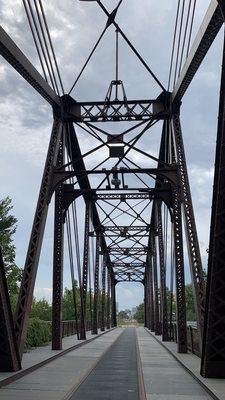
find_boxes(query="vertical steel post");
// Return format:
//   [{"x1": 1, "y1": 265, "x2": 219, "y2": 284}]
[
  {"x1": 148, "y1": 255, "x2": 155, "y2": 332},
  {"x1": 0, "y1": 249, "x2": 21, "y2": 371},
  {"x1": 152, "y1": 229, "x2": 161, "y2": 335},
  {"x1": 111, "y1": 278, "x2": 117, "y2": 327},
  {"x1": 172, "y1": 113, "x2": 205, "y2": 347},
  {"x1": 100, "y1": 257, "x2": 106, "y2": 331},
  {"x1": 52, "y1": 134, "x2": 65, "y2": 350},
  {"x1": 80, "y1": 202, "x2": 90, "y2": 340},
  {"x1": 144, "y1": 272, "x2": 149, "y2": 328},
  {"x1": 157, "y1": 202, "x2": 169, "y2": 341},
  {"x1": 106, "y1": 268, "x2": 111, "y2": 329},
  {"x1": 172, "y1": 186, "x2": 187, "y2": 353},
  {"x1": 92, "y1": 234, "x2": 100, "y2": 334},
  {"x1": 201, "y1": 30, "x2": 225, "y2": 378},
  {"x1": 14, "y1": 118, "x2": 63, "y2": 356}
]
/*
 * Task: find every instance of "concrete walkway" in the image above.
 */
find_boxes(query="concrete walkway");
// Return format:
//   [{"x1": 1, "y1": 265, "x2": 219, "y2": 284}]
[
  {"x1": 137, "y1": 327, "x2": 212, "y2": 400},
  {"x1": 0, "y1": 329, "x2": 122, "y2": 399},
  {"x1": 0, "y1": 329, "x2": 111, "y2": 384},
  {"x1": 1, "y1": 327, "x2": 225, "y2": 400},
  {"x1": 147, "y1": 329, "x2": 225, "y2": 400}
]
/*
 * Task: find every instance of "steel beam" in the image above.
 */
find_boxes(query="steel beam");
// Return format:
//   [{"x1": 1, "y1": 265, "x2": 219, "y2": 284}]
[
  {"x1": 100, "y1": 259, "x2": 106, "y2": 332},
  {"x1": 157, "y1": 202, "x2": 169, "y2": 341},
  {"x1": 52, "y1": 136, "x2": 65, "y2": 350},
  {"x1": 69, "y1": 99, "x2": 168, "y2": 122},
  {"x1": 0, "y1": 249, "x2": 21, "y2": 371},
  {"x1": 106, "y1": 269, "x2": 111, "y2": 329},
  {"x1": 111, "y1": 279, "x2": 117, "y2": 327},
  {"x1": 92, "y1": 234, "x2": 100, "y2": 335},
  {"x1": 0, "y1": 26, "x2": 60, "y2": 108},
  {"x1": 172, "y1": 0, "x2": 223, "y2": 102},
  {"x1": 172, "y1": 187, "x2": 187, "y2": 353},
  {"x1": 67, "y1": 123, "x2": 114, "y2": 278},
  {"x1": 79, "y1": 202, "x2": 90, "y2": 340},
  {"x1": 172, "y1": 113, "x2": 205, "y2": 349},
  {"x1": 148, "y1": 254, "x2": 155, "y2": 331},
  {"x1": 152, "y1": 229, "x2": 161, "y2": 335},
  {"x1": 15, "y1": 118, "x2": 63, "y2": 356},
  {"x1": 201, "y1": 30, "x2": 225, "y2": 378}
]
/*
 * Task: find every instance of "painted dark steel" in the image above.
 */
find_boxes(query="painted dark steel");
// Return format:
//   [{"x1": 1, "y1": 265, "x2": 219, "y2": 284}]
[
  {"x1": 0, "y1": 249, "x2": 21, "y2": 371},
  {"x1": 172, "y1": 113, "x2": 205, "y2": 348},
  {"x1": 52, "y1": 135, "x2": 65, "y2": 350},
  {"x1": 201, "y1": 30, "x2": 225, "y2": 378},
  {"x1": 92, "y1": 234, "x2": 100, "y2": 335},
  {"x1": 157, "y1": 202, "x2": 169, "y2": 341},
  {"x1": 172, "y1": 186, "x2": 187, "y2": 353},
  {"x1": 14, "y1": 118, "x2": 63, "y2": 356},
  {"x1": 80, "y1": 202, "x2": 90, "y2": 340},
  {"x1": 0, "y1": 26, "x2": 60, "y2": 107}
]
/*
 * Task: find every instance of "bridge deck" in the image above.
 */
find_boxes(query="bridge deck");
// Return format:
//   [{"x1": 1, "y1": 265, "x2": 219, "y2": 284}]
[{"x1": 0, "y1": 327, "x2": 223, "y2": 400}]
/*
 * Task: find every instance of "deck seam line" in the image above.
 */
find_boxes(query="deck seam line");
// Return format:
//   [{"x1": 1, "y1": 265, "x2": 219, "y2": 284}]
[{"x1": 135, "y1": 328, "x2": 147, "y2": 400}]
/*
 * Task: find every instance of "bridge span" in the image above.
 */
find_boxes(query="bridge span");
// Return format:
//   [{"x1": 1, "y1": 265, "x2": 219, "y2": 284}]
[
  {"x1": 0, "y1": 327, "x2": 223, "y2": 400},
  {"x1": 2, "y1": 0, "x2": 225, "y2": 397}
]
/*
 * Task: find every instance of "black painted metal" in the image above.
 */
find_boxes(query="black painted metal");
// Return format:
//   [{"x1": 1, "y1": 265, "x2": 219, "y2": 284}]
[
  {"x1": 0, "y1": 0, "x2": 223, "y2": 376},
  {"x1": 52, "y1": 134, "x2": 65, "y2": 350},
  {"x1": 111, "y1": 279, "x2": 117, "y2": 328},
  {"x1": 172, "y1": 186, "x2": 187, "y2": 353},
  {"x1": 172, "y1": 113, "x2": 205, "y2": 348},
  {"x1": 92, "y1": 234, "x2": 100, "y2": 335},
  {"x1": 14, "y1": 118, "x2": 63, "y2": 356},
  {"x1": 0, "y1": 249, "x2": 21, "y2": 371},
  {"x1": 80, "y1": 202, "x2": 90, "y2": 340},
  {"x1": 151, "y1": 226, "x2": 161, "y2": 335},
  {"x1": 201, "y1": 30, "x2": 225, "y2": 379},
  {"x1": 100, "y1": 258, "x2": 106, "y2": 332},
  {"x1": 106, "y1": 268, "x2": 111, "y2": 330},
  {"x1": 157, "y1": 202, "x2": 169, "y2": 341}
]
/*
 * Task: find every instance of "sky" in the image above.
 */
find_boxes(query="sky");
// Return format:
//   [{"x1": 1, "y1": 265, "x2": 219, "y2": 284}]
[{"x1": 0, "y1": 0, "x2": 223, "y2": 310}]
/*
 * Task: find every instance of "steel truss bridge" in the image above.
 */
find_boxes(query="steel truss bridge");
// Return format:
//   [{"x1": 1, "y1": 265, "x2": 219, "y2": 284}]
[{"x1": 0, "y1": 0, "x2": 225, "y2": 382}]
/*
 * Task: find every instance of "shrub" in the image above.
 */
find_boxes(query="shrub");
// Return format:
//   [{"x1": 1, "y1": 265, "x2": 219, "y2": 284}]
[{"x1": 25, "y1": 318, "x2": 51, "y2": 349}]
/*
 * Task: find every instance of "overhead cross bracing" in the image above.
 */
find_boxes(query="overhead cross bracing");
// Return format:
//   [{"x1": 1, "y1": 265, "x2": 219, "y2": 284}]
[{"x1": 0, "y1": 0, "x2": 225, "y2": 383}]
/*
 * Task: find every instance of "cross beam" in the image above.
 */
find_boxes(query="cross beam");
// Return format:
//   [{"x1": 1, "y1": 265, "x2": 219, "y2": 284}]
[{"x1": 172, "y1": 0, "x2": 223, "y2": 103}]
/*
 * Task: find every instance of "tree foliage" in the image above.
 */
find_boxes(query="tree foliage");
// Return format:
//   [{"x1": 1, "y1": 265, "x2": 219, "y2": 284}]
[
  {"x1": 185, "y1": 283, "x2": 195, "y2": 321},
  {"x1": 0, "y1": 197, "x2": 22, "y2": 309},
  {"x1": 30, "y1": 298, "x2": 52, "y2": 321},
  {"x1": 134, "y1": 303, "x2": 144, "y2": 323},
  {"x1": 117, "y1": 310, "x2": 130, "y2": 321}
]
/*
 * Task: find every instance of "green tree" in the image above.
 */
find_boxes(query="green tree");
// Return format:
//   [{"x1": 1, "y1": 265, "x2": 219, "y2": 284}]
[
  {"x1": 118, "y1": 310, "x2": 130, "y2": 321},
  {"x1": 134, "y1": 303, "x2": 144, "y2": 323},
  {"x1": 30, "y1": 298, "x2": 52, "y2": 321},
  {"x1": 185, "y1": 283, "x2": 196, "y2": 321},
  {"x1": 0, "y1": 197, "x2": 22, "y2": 310}
]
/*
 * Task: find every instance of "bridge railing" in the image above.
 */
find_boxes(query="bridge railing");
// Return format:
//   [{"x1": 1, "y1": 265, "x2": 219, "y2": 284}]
[
  {"x1": 62, "y1": 320, "x2": 105, "y2": 337},
  {"x1": 170, "y1": 323, "x2": 200, "y2": 357}
]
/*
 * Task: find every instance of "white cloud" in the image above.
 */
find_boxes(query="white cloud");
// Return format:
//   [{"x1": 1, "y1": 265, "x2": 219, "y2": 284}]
[
  {"x1": 0, "y1": 0, "x2": 221, "y2": 308},
  {"x1": 34, "y1": 287, "x2": 53, "y2": 303}
]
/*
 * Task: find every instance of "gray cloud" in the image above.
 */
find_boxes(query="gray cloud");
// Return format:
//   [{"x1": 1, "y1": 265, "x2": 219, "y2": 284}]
[{"x1": 0, "y1": 0, "x2": 220, "y2": 309}]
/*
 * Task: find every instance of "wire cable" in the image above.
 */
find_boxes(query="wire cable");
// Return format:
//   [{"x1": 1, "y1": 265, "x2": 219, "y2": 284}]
[
  {"x1": 22, "y1": 0, "x2": 48, "y2": 82},
  {"x1": 34, "y1": 0, "x2": 60, "y2": 94},
  {"x1": 173, "y1": 0, "x2": 186, "y2": 89},
  {"x1": 178, "y1": 0, "x2": 192, "y2": 78},
  {"x1": 186, "y1": 0, "x2": 196, "y2": 58},
  {"x1": 38, "y1": 0, "x2": 65, "y2": 94},
  {"x1": 168, "y1": 0, "x2": 181, "y2": 91}
]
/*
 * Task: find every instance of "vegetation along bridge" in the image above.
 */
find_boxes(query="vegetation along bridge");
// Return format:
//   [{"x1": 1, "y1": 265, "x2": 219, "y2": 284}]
[{"x1": 1, "y1": 0, "x2": 225, "y2": 398}]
